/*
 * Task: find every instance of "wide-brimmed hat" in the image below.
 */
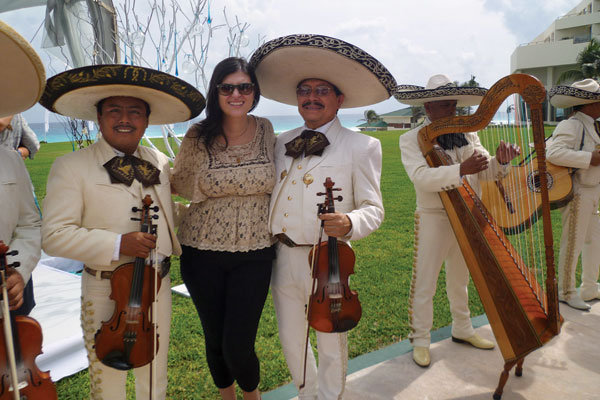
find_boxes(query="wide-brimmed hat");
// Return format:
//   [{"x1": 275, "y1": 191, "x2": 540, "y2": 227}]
[
  {"x1": 394, "y1": 74, "x2": 488, "y2": 107},
  {"x1": 549, "y1": 79, "x2": 600, "y2": 108},
  {"x1": 40, "y1": 64, "x2": 206, "y2": 125},
  {"x1": 249, "y1": 34, "x2": 397, "y2": 108},
  {"x1": 0, "y1": 20, "x2": 46, "y2": 118}
]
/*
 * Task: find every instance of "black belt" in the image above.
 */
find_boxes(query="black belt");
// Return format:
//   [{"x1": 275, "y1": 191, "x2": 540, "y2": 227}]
[{"x1": 84, "y1": 257, "x2": 171, "y2": 279}]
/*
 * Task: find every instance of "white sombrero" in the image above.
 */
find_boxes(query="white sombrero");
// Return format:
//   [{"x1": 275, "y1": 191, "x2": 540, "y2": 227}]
[
  {"x1": 249, "y1": 34, "x2": 397, "y2": 108},
  {"x1": 549, "y1": 79, "x2": 600, "y2": 108},
  {"x1": 40, "y1": 64, "x2": 206, "y2": 125},
  {"x1": 0, "y1": 20, "x2": 46, "y2": 118},
  {"x1": 394, "y1": 74, "x2": 488, "y2": 107}
]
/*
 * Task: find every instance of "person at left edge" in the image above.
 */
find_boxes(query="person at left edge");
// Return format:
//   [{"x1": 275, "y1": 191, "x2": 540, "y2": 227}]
[
  {"x1": 40, "y1": 64, "x2": 205, "y2": 400},
  {"x1": 0, "y1": 19, "x2": 45, "y2": 316}
]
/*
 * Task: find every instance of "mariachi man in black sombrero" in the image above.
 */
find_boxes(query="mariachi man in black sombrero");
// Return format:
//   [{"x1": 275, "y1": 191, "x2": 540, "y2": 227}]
[
  {"x1": 40, "y1": 64, "x2": 205, "y2": 399},
  {"x1": 251, "y1": 34, "x2": 396, "y2": 399}
]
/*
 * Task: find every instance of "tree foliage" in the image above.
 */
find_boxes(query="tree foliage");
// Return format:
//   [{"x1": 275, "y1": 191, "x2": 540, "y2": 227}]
[{"x1": 557, "y1": 38, "x2": 600, "y2": 84}]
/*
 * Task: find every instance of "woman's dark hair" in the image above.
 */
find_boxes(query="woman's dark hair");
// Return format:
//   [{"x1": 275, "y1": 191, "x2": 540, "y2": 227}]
[{"x1": 190, "y1": 57, "x2": 260, "y2": 149}]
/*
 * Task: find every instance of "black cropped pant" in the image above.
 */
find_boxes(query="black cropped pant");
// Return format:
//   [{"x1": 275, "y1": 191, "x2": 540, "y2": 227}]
[{"x1": 180, "y1": 245, "x2": 274, "y2": 392}]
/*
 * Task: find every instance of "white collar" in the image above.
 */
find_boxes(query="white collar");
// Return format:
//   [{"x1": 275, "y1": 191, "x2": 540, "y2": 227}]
[{"x1": 303, "y1": 116, "x2": 337, "y2": 134}]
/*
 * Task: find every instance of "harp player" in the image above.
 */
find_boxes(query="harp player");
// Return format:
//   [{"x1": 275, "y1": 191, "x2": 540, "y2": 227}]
[{"x1": 396, "y1": 74, "x2": 520, "y2": 368}]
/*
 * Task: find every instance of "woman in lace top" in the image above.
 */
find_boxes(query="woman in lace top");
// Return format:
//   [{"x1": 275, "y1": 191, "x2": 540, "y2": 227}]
[{"x1": 171, "y1": 57, "x2": 275, "y2": 400}]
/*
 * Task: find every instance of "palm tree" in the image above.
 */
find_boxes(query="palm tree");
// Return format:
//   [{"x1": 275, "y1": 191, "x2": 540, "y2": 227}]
[
  {"x1": 557, "y1": 38, "x2": 600, "y2": 83},
  {"x1": 457, "y1": 75, "x2": 480, "y2": 116},
  {"x1": 362, "y1": 109, "x2": 382, "y2": 125},
  {"x1": 410, "y1": 106, "x2": 425, "y2": 127}
]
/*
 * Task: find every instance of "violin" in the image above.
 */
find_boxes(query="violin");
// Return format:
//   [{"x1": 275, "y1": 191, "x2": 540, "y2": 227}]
[
  {"x1": 0, "y1": 241, "x2": 57, "y2": 400},
  {"x1": 307, "y1": 177, "x2": 361, "y2": 332},
  {"x1": 94, "y1": 195, "x2": 161, "y2": 371}
]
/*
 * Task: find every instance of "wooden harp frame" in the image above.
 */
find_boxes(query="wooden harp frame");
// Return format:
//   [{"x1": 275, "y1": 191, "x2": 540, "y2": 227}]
[{"x1": 417, "y1": 74, "x2": 563, "y2": 399}]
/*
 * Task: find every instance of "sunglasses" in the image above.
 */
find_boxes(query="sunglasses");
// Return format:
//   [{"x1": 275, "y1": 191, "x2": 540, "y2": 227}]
[
  {"x1": 296, "y1": 85, "x2": 334, "y2": 97},
  {"x1": 216, "y1": 83, "x2": 255, "y2": 96}
]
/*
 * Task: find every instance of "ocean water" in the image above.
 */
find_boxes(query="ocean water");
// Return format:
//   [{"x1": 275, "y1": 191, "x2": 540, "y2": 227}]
[{"x1": 29, "y1": 114, "x2": 365, "y2": 144}]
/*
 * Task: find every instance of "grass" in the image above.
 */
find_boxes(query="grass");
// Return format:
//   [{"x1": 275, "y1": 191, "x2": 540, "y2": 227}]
[{"x1": 24, "y1": 128, "x2": 573, "y2": 399}]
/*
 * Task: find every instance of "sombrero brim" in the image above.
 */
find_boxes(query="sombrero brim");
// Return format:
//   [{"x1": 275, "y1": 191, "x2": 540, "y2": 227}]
[
  {"x1": 250, "y1": 34, "x2": 397, "y2": 108},
  {"x1": 549, "y1": 85, "x2": 600, "y2": 108},
  {"x1": 40, "y1": 65, "x2": 205, "y2": 125},
  {"x1": 394, "y1": 86, "x2": 488, "y2": 107},
  {"x1": 0, "y1": 20, "x2": 45, "y2": 118}
]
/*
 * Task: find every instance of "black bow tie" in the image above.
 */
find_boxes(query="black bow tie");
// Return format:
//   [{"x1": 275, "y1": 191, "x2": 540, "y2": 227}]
[
  {"x1": 103, "y1": 155, "x2": 161, "y2": 187},
  {"x1": 284, "y1": 130, "x2": 330, "y2": 158}
]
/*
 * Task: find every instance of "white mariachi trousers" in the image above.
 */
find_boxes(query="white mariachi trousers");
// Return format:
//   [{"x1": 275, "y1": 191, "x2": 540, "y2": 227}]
[
  {"x1": 271, "y1": 244, "x2": 348, "y2": 400},
  {"x1": 408, "y1": 210, "x2": 476, "y2": 348},
  {"x1": 81, "y1": 271, "x2": 172, "y2": 400},
  {"x1": 557, "y1": 183, "x2": 600, "y2": 300}
]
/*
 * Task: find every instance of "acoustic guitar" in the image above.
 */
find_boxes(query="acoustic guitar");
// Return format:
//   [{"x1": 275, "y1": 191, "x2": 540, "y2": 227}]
[{"x1": 481, "y1": 157, "x2": 573, "y2": 234}]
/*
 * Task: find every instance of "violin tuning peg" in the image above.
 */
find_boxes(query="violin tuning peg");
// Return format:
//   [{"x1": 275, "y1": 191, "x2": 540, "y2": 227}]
[
  {"x1": 152, "y1": 215, "x2": 159, "y2": 219},
  {"x1": 7, "y1": 250, "x2": 18, "y2": 257},
  {"x1": 10, "y1": 262, "x2": 20, "y2": 268},
  {"x1": 132, "y1": 207, "x2": 140, "y2": 212},
  {"x1": 336, "y1": 196, "x2": 343, "y2": 201},
  {"x1": 130, "y1": 217, "x2": 141, "y2": 221},
  {"x1": 151, "y1": 206, "x2": 159, "y2": 211}
]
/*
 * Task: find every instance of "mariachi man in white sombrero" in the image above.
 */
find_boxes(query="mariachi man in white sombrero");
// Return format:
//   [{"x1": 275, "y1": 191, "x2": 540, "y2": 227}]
[
  {"x1": 546, "y1": 79, "x2": 600, "y2": 311},
  {"x1": 0, "y1": 20, "x2": 44, "y2": 316},
  {"x1": 251, "y1": 34, "x2": 396, "y2": 399},
  {"x1": 396, "y1": 74, "x2": 520, "y2": 368},
  {"x1": 40, "y1": 65, "x2": 205, "y2": 399}
]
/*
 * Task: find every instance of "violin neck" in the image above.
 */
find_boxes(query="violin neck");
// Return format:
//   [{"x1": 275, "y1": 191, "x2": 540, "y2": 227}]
[{"x1": 327, "y1": 236, "x2": 341, "y2": 284}]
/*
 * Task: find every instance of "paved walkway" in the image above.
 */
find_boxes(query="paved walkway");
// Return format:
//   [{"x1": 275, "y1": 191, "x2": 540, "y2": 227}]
[{"x1": 265, "y1": 301, "x2": 600, "y2": 399}]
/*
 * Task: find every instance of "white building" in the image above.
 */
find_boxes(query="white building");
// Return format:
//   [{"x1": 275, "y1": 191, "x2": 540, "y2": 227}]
[{"x1": 511, "y1": 0, "x2": 600, "y2": 122}]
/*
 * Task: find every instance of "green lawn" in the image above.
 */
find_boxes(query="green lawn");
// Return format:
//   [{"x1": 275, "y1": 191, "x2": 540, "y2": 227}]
[{"x1": 24, "y1": 129, "x2": 569, "y2": 399}]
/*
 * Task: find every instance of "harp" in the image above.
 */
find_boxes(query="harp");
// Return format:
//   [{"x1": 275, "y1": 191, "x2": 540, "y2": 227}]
[{"x1": 418, "y1": 74, "x2": 563, "y2": 399}]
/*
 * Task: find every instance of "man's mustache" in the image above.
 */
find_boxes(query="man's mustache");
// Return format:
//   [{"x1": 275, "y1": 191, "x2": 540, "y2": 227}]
[{"x1": 302, "y1": 101, "x2": 324, "y2": 108}]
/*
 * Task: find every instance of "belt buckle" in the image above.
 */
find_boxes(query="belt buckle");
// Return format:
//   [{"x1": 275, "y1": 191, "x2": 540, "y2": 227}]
[
  {"x1": 159, "y1": 257, "x2": 171, "y2": 278},
  {"x1": 276, "y1": 233, "x2": 296, "y2": 248}
]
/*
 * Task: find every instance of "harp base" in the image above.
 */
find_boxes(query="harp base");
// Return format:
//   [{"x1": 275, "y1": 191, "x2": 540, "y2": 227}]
[{"x1": 493, "y1": 358, "x2": 525, "y2": 399}]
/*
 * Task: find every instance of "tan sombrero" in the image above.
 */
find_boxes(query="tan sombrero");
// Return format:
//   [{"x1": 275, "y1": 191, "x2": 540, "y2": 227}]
[
  {"x1": 0, "y1": 20, "x2": 46, "y2": 118},
  {"x1": 249, "y1": 34, "x2": 397, "y2": 108},
  {"x1": 549, "y1": 79, "x2": 600, "y2": 108},
  {"x1": 394, "y1": 74, "x2": 488, "y2": 107},
  {"x1": 40, "y1": 64, "x2": 206, "y2": 125}
]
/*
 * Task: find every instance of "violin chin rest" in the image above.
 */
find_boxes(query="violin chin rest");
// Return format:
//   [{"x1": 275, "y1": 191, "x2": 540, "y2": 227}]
[{"x1": 101, "y1": 351, "x2": 134, "y2": 371}]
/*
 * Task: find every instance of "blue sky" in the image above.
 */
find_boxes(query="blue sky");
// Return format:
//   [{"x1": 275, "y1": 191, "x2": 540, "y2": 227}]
[{"x1": 0, "y1": 0, "x2": 583, "y2": 121}]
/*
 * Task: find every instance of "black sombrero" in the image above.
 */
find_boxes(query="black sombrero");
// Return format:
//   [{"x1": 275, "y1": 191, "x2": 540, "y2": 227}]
[
  {"x1": 550, "y1": 79, "x2": 600, "y2": 108},
  {"x1": 249, "y1": 34, "x2": 397, "y2": 108},
  {"x1": 394, "y1": 74, "x2": 488, "y2": 107},
  {"x1": 40, "y1": 64, "x2": 206, "y2": 125},
  {"x1": 0, "y1": 20, "x2": 45, "y2": 117}
]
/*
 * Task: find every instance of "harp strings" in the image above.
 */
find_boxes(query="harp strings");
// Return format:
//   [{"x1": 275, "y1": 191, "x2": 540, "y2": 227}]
[{"x1": 478, "y1": 94, "x2": 549, "y2": 314}]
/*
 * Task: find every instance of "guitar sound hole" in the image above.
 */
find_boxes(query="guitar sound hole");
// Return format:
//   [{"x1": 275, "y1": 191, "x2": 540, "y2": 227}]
[{"x1": 527, "y1": 171, "x2": 554, "y2": 193}]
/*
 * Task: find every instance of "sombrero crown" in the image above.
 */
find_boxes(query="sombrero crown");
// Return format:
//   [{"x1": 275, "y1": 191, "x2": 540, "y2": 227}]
[
  {"x1": 549, "y1": 79, "x2": 600, "y2": 108},
  {"x1": 394, "y1": 74, "x2": 488, "y2": 107},
  {"x1": 40, "y1": 64, "x2": 206, "y2": 125},
  {"x1": 0, "y1": 20, "x2": 46, "y2": 118},
  {"x1": 249, "y1": 34, "x2": 397, "y2": 108}
]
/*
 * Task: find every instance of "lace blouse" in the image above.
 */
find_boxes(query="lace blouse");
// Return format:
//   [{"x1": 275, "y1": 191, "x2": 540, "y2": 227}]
[{"x1": 171, "y1": 116, "x2": 276, "y2": 252}]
